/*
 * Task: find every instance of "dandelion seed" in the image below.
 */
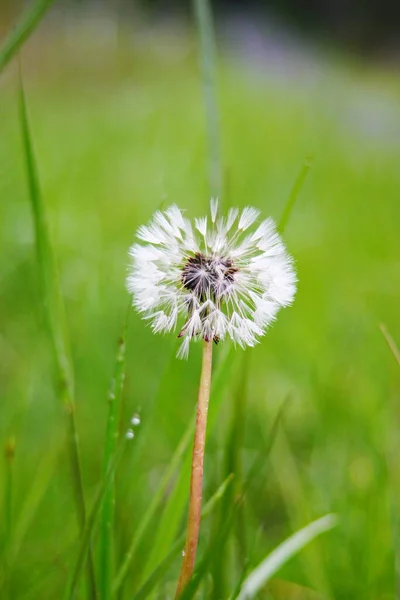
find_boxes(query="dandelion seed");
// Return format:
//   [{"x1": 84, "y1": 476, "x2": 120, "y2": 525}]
[{"x1": 127, "y1": 199, "x2": 296, "y2": 358}]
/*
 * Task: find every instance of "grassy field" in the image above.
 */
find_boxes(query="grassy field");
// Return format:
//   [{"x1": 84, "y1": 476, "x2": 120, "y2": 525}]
[{"x1": 1, "y1": 13, "x2": 400, "y2": 600}]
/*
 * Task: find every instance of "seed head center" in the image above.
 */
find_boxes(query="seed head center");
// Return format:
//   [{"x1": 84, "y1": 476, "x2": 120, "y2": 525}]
[{"x1": 181, "y1": 252, "x2": 238, "y2": 301}]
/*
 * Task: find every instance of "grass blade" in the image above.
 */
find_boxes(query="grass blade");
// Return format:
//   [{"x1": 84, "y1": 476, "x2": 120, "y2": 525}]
[
  {"x1": 133, "y1": 474, "x2": 234, "y2": 600},
  {"x1": 9, "y1": 433, "x2": 64, "y2": 565},
  {"x1": 66, "y1": 432, "x2": 134, "y2": 600},
  {"x1": 225, "y1": 398, "x2": 291, "y2": 599},
  {"x1": 19, "y1": 72, "x2": 72, "y2": 393},
  {"x1": 180, "y1": 502, "x2": 237, "y2": 600},
  {"x1": 278, "y1": 155, "x2": 313, "y2": 233},
  {"x1": 236, "y1": 514, "x2": 338, "y2": 600},
  {"x1": 98, "y1": 308, "x2": 130, "y2": 600},
  {"x1": 3, "y1": 438, "x2": 15, "y2": 557},
  {"x1": 380, "y1": 325, "x2": 400, "y2": 597},
  {"x1": 390, "y1": 494, "x2": 400, "y2": 600},
  {"x1": 380, "y1": 323, "x2": 400, "y2": 368},
  {"x1": 0, "y1": 438, "x2": 15, "y2": 592},
  {"x1": 212, "y1": 353, "x2": 249, "y2": 598},
  {"x1": 112, "y1": 414, "x2": 194, "y2": 594},
  {"x1": 242, "y1": 396, "x2": 290, "y2": 495},
  {"x1": 19, "y1": 73, "x2": 96, "y2": 598},
  {"x1": 271, "y1": 413, "x2": 332, "y2": 595},
  {"x1": 142, "y1": 450, "x2": 192, "y2": 588},
  {"x1": 193, "y1": 0, "x2": 222, "y2": 199},
  {"x1": 0, "y1": 0, "x2": 56, "y2": 74}
]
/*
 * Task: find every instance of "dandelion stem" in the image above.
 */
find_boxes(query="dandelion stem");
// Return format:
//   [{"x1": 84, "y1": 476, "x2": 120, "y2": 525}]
[{"x1": 175, "y1": 340, "x2": 213, "y2": 598}]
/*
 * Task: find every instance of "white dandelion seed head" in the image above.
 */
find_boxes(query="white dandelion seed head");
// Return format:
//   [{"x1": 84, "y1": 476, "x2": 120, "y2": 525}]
[{"x1": 127, "y1": 199, "x2": 297, "y2": 358}]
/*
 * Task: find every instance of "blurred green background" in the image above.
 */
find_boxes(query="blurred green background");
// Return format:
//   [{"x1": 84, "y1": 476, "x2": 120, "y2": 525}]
[{"x1": 1, "y1": 2, "x2": 400, "y2": 599}]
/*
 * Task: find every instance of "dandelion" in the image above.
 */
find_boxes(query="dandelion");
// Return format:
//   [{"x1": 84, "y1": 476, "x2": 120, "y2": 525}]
[
  {"x1": 126, "y1": 199, "x2": 296, "y2": 596},
  {"x1": 127, "y1": 198, "x2": 296, "y2": 359}
]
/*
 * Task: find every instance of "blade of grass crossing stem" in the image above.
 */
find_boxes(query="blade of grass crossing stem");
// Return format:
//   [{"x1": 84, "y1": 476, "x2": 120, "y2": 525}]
[
  {"x1": 136, "y1": 346, "x2": 236, "y2": 591},
  {"x1": 133, "y1": 475, "x2": 234, "y2": 600},
  {"x1": 235, "y1": 514, "x2": 338, "y2": 600},
  {"x1": 66, "y1": 434, "x2": 134, "y2": 600},
  {"x1": 98, "y1": 309, "x2": 130, "y2": 600},
  {"x1": 278, "y1": 156, "x2": 313, "y2": 233},
  {"x1": 19, "y1": 75, "x2": 96, "y2": 599},
  {"x1": 112, "y1": 414, "x2": 195, "y2": 594},
  {"x1": 193, "y1": 0, "x2": 222, "y2": 199},
  {"x1": 180, "y1": 504, "x2": 237, "y2": 600},
  {"x1": 141, "y1": 450, "x2": 192, "y2": 593},
  {"x1": 0, "y1": 0, "x2": 56, "y2": 73}
]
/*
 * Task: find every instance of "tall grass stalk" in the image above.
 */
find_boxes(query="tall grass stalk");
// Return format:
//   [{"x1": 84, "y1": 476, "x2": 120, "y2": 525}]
[
  {"x1": 18, "y1": 74, "x2": 96, "y2": 599},
  {"x1": 0, "y1": 0, "x2": 56, "y2": 74},
  {"x1": 66, "y1": 433, "x2": 133, "y2": 600},
  {"x1": 278, "y1": 155, "x2": 313, "y2": 233},
  {"x1": 193, "y1": 0, "x2": 222, "y2": 199},
  {"x1": 175, "y1": 340, "x2": 213, "y2": 598},
  {"x1": 98, "y1": 310, "x2": 129, "y2": 600}
]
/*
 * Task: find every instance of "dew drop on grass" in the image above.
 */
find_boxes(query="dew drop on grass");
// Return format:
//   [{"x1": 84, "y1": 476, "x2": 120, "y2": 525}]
[
  {"x1": 131, "y1": 413, "x2": 141, "y2": 426},
  {"x1": 125, "y1": 429, "x2": 135, "y2": 440},
  {"x1": 182, "y1": 549, "x2": 186, "y2": 557}
]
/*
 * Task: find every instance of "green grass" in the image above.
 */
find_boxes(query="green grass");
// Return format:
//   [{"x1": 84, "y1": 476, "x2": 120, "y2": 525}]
[
  {"x1": 0, "y1": 0, "x2": 56, "y2": 74},
  {"x1": 1, "y1": 12, "x2": 400, "y2": 600}
]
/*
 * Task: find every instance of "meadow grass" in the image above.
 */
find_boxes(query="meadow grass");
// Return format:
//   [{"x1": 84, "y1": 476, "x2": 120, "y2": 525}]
[{"x1": 0, "y1": 7, "x2": 400, "y2": 599}]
